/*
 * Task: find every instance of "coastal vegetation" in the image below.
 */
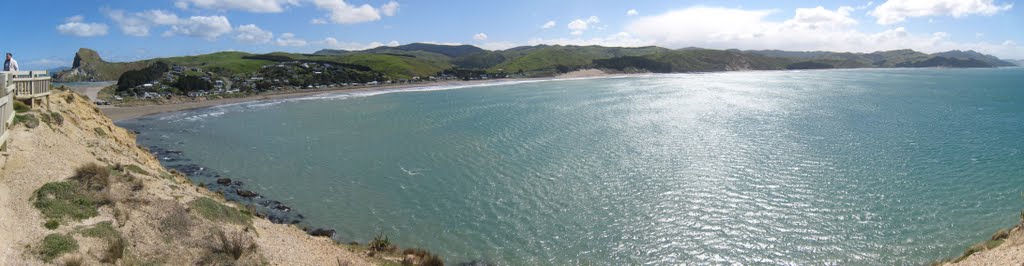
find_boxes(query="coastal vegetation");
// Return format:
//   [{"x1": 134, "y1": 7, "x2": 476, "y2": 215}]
[{"x1": 53, "y1": 44, "x2": 1016, "y2": 102}]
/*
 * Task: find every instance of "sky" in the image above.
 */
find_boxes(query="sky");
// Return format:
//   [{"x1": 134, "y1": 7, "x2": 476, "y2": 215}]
[{"x1": 7, "y1": 0, "x2": 1023, "y2": 69}]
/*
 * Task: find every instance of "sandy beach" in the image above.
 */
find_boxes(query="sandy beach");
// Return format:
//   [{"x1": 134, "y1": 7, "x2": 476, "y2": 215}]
[{"x1": 101, "y1": 69, "x2": 613, "y2": 121}]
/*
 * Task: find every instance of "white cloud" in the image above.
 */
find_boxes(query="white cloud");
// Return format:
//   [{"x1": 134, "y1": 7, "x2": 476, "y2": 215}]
[
  {"x1": 541, "y1": 20, "x2": 556, "y2": 29},
  {"x1": 568, "y1": 19, "x2": 588, "y2": 35},
  {"x1": 103, "y1": 8, "x2": 181, "y2": 37},
  {"x1": 381, "y1": 1, "x2": 400, "y2": 16},
  {"x1": 56, "y1": 15, "x2": 108, "y2": 37},
  {"x1": 235, "y1": 24, "x2": 273, "y2": 43},
  {"x1": 624, "y1": 6, "x2": 1024, "y2": 59},
  {"x1": 276, "y1": 33, "x2": 308, "y2": 47},
  {"x1": 165, "y1": 15, "x2": 232, "y2": 40},
  {"x1": 871, "y1": 0, "x2": 1013, "y2": 24},
  {"x1": 27, "y1": 58, "x2": 69, "y2": 69},
  {"x1": 785, "y1": 6, "x2": 857, "y2": 30},
  {"x1": 473, "y1": 33, "x2": 488, "y2": 41},
  {"x1": 312, "y1": 0, "x2": 398, "y2": 24},
  {"x1": 627, "y1": 9, "x2": 639, "y2": 16},
  {"x1": 175, "y1": 0, "x2": 299, "y2": 13},
  {"x1": 478, "y1": 41, "x2": 519, "y2": 50},
  {"x1": 567, "y1": 16, "x2": 600, "y2": 35},
  {"x1": 387, "y1": 40, "x2": 400, "y2": 46},
  {"x1": 311, "y1": 18, "x2": 328, "y2": 24}
]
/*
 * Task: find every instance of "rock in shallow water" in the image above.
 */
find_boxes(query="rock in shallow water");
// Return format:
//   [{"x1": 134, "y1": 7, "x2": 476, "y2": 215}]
[
  {"x1": 308, "y1": 228, "x2": 335, "y2": 238},
  {"x1": 216, "y1": 178, "x2": 232, "y2": 185},
  {"x1": 236, "y1": 189, "x2": 258, "y2": 198}
]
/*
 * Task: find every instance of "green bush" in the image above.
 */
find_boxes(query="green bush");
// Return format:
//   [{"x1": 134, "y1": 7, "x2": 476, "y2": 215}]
[
  {"x1": 189, "y1": 197, "x2": 252, "y2": 226},
  {"x1": 369, "y1": 232, "x2": 393, "y2": 252},
  {"x1": 122, "y1": 164, "x2": 150, "y2": 175},
  {"x1": 32, "y1": 181, "x2": 99, "y2": 221},
  {"x1": 70, "y1": 163, "x2": 111, "y2": 191},
  {"x1": 13, "y1": 100, "x2": 29, "y2": 113},
  {"x1": 14, "y1": 114, "x2": 39, "y2": 128},
  {"x1": 39, "y1": 233, "x2": 78, "y2": 262},
  {"x1": 44, "y1": 220, "x2": 60, "y2": 230},
  {"x1": 49, "y1": 112, "x2": 64, "y2": 126},
  {"x1": 79, "y1": 221, "x2": 124, "y2": 263}
]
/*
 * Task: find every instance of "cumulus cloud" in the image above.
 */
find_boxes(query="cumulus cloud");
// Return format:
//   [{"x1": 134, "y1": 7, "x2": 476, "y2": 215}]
[
  {"x1": 785, "y1": 6, "x2": 857, "y2": 30},
  {"x1": 627, "y1": 9, "x2": 639, "y2": 16},
  {"x1": 541, "y1": 20, "x2": 556, "y2": 29},
  {"x1": 312, "y1": 0, "x2": 399, "y2": 24},
  {"x1": 103, "y1": 8, "x2": 181, "y2": 37},
  {"x1": 276, "y1": 33, "x2": 308, "y2": 47},
  {"x1": 624, "y1": 6, "x2": 1024, "y2": 59},
  {"x1": 567, "y1": 19, "x2": 588, "y2": 35},
  {"x1": 381, "y1": 1, "x2": 400, "y2": 16},
  {"x1": 164, "y1": 15, "x2": 232, "y2": 40},
  {"x1": 235, "y1": 24, "x2": 273, "y2": 43},
  {"x1": 567, "y1": 16, "x2": 600, "y2": 35},
  {"x1": 871, "y1": 0, "x2": 1013, "y2": 24},
  {"x1": 56, "y1": 15, "x2": 108, "y2": 37},
  {"x1": 473, "y1": 33, "x2": 488, "y2": 41},
  {"x1": 175, "y1": 0, "x2": 299, "y2": 13}
]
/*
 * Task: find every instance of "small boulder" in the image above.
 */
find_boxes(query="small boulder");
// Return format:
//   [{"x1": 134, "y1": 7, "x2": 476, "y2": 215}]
[
  {"x1": 236, "y1": 189, "x2": 258, "y2": 198},
  {"x1": 308, "y1": 228, "x2": 335, "y2": 238}
]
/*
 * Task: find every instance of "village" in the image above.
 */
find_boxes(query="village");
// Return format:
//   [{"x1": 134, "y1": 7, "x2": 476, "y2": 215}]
[{"x1": 113, "y1": 60, "x2": 506, "y2": 103}]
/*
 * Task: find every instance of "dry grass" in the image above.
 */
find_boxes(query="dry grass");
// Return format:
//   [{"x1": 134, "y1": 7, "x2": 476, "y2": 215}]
[
  {"x1": 70, "y1": 163, "x2": 111, "y2": 191},
  {"x1": 197, "y1": 229, "x2": 258, "y2": 264},
  {"x1": 158, "y1": 201, "x2": 193, "y2": 241}
]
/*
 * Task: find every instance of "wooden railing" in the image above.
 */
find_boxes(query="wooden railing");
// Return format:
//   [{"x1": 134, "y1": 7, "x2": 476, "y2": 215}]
[
  {"x1": 0, "y1": 73, "x2": 15, "y2": 148},
  {"x1": 11, "y1": 71, "x2": 51, "y2": 100},
  {"x1": 0, "y1": 70, "x2": 51, "y2": 148}
]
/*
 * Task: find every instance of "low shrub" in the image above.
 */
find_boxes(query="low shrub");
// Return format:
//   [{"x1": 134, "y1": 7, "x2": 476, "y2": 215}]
[
  {"x1": 369, "y1": 232, "x2": 394, "y2": 252},
  {"x1": 44, "y1": 220, "x2": 60, "y2": 230},
  {"x1": 49, "y1": 112, "x2": 64, "y2": 126},
  {"x1": 71, "y1": 163, "x2": 111, "y2": 191},
  {"x1": 39, "y1": 233, "x2": 78, "y2": 262},
  {"x1": 13, "y1": 100, "x2": 29, "y2": 113},
  {"x1": 79, "y1": 221, "x2": 124, "y2": 263},
  {"x1": 14, "y1": 114, "x2": 39, "y2": 128},
  {"x1": 80, "y1": 221, "x2": 118, "y2": 239},
  {"x1": 33, "y1": 181, "x2": 99, "y2": 221},
  {"x1": 159, "y1": 201, "x2": 193, "y2": 240},
  {"x1": 189, "y1": 197, "x2": 252, "y2": 226},
  {"x1": 198, "y1": 230, "x2": 257, "y2": 264},
  {"x1": 65, "y1": 93, "x2": 75, "y2": 103}
]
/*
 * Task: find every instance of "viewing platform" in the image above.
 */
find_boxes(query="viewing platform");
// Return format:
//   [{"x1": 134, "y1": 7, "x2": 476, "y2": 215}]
[{"x1": 1, "y1": 70, "x2": 52, "y2": 149}]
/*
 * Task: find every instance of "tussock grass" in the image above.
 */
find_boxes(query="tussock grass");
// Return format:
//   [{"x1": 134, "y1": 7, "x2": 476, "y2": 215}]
[
  {"x1": 197, "y1": 230, "x2": 258, "y2": 265},
  {"x1": 38, "y1": 233, "x2": 78, "y2": 262},
  {"x1": 189, "y1": 197, "x2": 252, "y2": 226},
  {"x1": 71, "y1": 163, "x2": 111, "y2": 191},
  {"x1": 61, "y1": 254, "x2": 83, "y2": 266},
  {"x1": 44, "y1": 220, "x2": 60, "y2": 230}
]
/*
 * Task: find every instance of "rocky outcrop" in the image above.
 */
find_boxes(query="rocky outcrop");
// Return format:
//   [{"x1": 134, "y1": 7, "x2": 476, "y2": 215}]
[{"x1": 54, "y1": 48, "x2": 149, "y2": 82}]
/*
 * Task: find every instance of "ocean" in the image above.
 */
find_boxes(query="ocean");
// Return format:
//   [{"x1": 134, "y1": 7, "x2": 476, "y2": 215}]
[{"x1": 119, "y1": 68, "x2": 1024, "y2": 264}]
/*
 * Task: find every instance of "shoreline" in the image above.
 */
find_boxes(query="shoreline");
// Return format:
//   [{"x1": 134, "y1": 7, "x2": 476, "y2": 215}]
[{"x1": 102, "y1": 69, "x2": 621, "y2": 121}]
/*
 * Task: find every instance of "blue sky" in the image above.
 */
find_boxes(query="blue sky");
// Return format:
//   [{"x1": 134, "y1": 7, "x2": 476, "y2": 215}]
[{"x1": 8, "y1": 0, "x2": 1023, "y2": 69}]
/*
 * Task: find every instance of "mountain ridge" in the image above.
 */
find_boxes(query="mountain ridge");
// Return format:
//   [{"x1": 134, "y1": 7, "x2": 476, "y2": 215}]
[{"x1": 53, "y1": 44, "x2": 1017, "y2": 83}]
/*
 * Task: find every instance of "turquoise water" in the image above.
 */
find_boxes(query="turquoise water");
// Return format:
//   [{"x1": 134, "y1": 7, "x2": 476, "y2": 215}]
[{"x1": 121, "y1": 68, "x2": 1024, "y2": 265}]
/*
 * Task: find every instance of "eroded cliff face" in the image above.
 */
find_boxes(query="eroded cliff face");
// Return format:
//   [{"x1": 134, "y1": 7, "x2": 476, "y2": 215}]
[{"x1": 0, "y1": 91, "x2": 377, "y2": 265}]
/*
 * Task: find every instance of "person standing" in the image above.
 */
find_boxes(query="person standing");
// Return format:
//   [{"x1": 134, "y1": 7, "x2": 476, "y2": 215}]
[{"x1": 4, "y1": 53, "x2": 18, "y2": 71}]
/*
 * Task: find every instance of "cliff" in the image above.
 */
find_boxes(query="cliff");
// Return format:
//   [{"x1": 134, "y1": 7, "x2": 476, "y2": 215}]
[
  {"x1": 0, "y1": 91, "x2": 389, "y2": 265},
  {"x1": 944, "y1": 218, "x2": 1024, "y2": 265},
  {"x1": 54, "y1": 49, "x2": 149, "y2": 82}
]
